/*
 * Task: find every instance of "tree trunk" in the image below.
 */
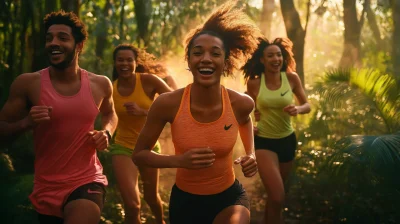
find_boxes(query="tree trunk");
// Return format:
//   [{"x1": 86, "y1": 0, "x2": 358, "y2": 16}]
[
  {"x1": 365, "y1": 0, "x2": 382, "y2": 46},
  {"x1": 133, "y1": 0, "x2": 152, "y2": 46},
  {"x1": 120, "y1": 0, "x2": 125, "y2": 41},
  {"x1": 339, "y1": 0, "x2": 363, "y2": 68},
  {"x1": 94, "y1": 0, "x2": 112, "y2": 73},
  {"x1": 31, "y1": 0, "x2": 47, "y2": 72},
  {"x1": 60, "y1": 0, "x2": 80, "y2": 15},
  {"x1": 392, "y1": 0, "x2": 400, "y2": 81},
  {"x1": 260, "y1": 0, "x2": 275, "y2": 39},
  {"x1": 280, "y1": 0, "x2": 306, "y2": 85},
  {"x1": 45, "y1": 0, "x2": 58, "y2": 14}
]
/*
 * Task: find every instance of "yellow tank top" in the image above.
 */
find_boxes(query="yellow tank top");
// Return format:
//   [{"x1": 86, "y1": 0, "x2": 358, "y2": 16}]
[
  {"x1": 256, "y1": 72, "x2": 294, "y2": 138},
  {"x1": 113, "y1": 74, "x2": 153, "y2": 149}
]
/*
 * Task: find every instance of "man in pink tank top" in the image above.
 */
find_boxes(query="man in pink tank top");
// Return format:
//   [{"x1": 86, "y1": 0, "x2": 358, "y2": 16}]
[{"x1": 0, "y1": 11, "x2": 118, "y2": 224}]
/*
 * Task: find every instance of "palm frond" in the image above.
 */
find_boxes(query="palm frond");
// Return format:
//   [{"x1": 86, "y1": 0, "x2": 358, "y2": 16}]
[
  {"x1": 312, "y1": 68, "x2": 400, "y2": 134},
  {"x1": 323, "y1": 132, "x2": 400, "y2": 187}
]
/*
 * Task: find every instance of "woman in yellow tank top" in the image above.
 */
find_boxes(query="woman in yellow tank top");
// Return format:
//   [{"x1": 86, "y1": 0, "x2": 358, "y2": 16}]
[
  {"x1": 132, "y1": 1, "x2": 262, "y2": 224},
  {"x1": 243, "y1": 38, "x2": 311, "y2": 223},
  {"x1": 110, "y1": 44, "x2": 172, "y2": 224}
]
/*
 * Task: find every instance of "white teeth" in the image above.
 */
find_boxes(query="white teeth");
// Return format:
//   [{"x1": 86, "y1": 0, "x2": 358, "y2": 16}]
[
  {"x1": 52, "y1": 51, "x2": 62, "y2": 54},
  {"x1": 121, "y1": 68, "x2": 129, "y2": 71},
  {"x1": 199, "y1": 68, "x2": 213, "y2": 72}
]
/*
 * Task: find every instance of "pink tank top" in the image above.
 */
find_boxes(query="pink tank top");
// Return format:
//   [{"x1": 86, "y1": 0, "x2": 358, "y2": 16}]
[{"x1": 29, "y1": 67, "x2": 107, "y2": 217}]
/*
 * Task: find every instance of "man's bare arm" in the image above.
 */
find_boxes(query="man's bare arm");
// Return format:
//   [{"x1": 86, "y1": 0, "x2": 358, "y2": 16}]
[
  {"x1": 98, "y1": 76, "x2": 118, "y2": 136},
  {"x1": 0, "y1": 74, "x2": 37, "y2": 143}
]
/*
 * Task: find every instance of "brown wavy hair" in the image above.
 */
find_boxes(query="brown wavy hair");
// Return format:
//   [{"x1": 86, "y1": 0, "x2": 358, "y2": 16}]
[
  {"x1": 243, "y1": 37, "x2": 296, "y2": 80},
  {"x1": 44, "y1": 10, "x2": 88, "y2": 44},
  {"x1": 184, "y1": 0, "x2": 262, "y2": 76},
  {"x1": 112, "y1": 44, "x2": 169, "y2": 81}
]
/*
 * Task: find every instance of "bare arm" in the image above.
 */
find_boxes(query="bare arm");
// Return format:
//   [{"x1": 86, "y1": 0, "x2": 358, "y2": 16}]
[
  {"x1": 233, "y1": 93, "x2": 255, "y2": 156},
  {"x1": 151, "y1": 74, "x2": 173, "y2": 95},
  {"x1": 230, "y1": 90, "x2": 257, "y2": 177},
  {"x1": 99, "y1": 76, "x2": 118, "y2": 136},
  {"x1": 132, "y1": 93, "x2": 182, "y2": 168},
  {"x1": 163, "y1": 75, "x2": 178, "y2": 90},
  {"x1": 0, "y1": 74, "x2": 37, "y2": 143},
  {"x1": 126, "y1": 74, "x2": 173, "y2": 116},
  {"x1": 289, "y1": 72, "x2": 311, "y2": 114}
]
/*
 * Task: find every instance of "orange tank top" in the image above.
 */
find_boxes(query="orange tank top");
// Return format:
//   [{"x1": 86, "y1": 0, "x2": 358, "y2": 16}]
[{"x1": 171, "y1": 84, "x2": 238, "y2": 195}]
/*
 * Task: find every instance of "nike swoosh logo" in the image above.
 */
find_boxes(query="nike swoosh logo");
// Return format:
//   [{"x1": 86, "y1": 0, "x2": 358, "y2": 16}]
[
  {"x1": 87, "y1": 189, "x2": 102, "y2": 194},
  {"x1": 224, "y1": 124, "x2": 233, "y2": 130},
  {"x1": 281, "y1": 90, "x2": 289, "y2": 96}
]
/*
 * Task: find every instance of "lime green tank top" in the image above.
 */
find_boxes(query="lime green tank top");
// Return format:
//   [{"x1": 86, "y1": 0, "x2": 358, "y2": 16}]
[{"x1": 256, "y1": 72, "x2": 294, "y2": 138}]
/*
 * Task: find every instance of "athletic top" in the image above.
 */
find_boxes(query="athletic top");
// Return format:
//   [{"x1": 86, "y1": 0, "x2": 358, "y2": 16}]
[
  {"x1": 256, "y1": 72, "x2": 294, "y2": 138},
  {"x1": 171, "y1": 84, "x2": 238, "y2": 195},
  {"x1": 30, "y1": 67, "x2": 107, "y2": 217},
  {"x1": 113, "y1": 74, "x2": 156, "y2": 149}
]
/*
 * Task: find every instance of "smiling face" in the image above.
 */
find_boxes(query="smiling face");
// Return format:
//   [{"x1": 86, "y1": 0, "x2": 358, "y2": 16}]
[
  {"x1": 260, "y1": 44, "x2": 283, "y2": 74},
  {"x1": 187, "y1": 34, "x2": 227, "y2": 87},
  {"x1": 114, "y1": 49, "x2": 137, "y2": 79},
  {"x1": 45, "y1": 24, "x2": 81, "y2": 70}
]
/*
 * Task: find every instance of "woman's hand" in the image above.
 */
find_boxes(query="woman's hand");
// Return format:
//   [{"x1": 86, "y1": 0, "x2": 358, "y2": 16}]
[
  {"x1": 179, "y1": 147, "x2": 216, "y2": 169},
  {"x1": 234, "y1": 154, "x2": 257, "y2": 177}
]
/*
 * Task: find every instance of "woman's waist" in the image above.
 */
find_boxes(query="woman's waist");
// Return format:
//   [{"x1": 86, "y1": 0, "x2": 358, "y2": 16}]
[{"x1": 176, "y1": 167, "x2": 235, "y2": 195}]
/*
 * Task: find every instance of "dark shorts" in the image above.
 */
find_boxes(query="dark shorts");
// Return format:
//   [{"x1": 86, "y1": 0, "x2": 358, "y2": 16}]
[
  {"x1": 37, "y1": 182, "x2": 106, "y2": 224},
  {"x1": 169, "y1": 179, "x2": 249, "y2": 224},
  {"x1": 254, "y1": 132, "x2": 297, "y2": 163}
]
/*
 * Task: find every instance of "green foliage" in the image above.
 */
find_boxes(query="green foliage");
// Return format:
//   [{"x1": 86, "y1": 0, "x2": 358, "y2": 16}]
[
  {"x1": 283, "y1": 68, "x2": 400, "y2": 223},
  {"x1": 0, "y1": 175, "x2": 38, "y2": 224}
]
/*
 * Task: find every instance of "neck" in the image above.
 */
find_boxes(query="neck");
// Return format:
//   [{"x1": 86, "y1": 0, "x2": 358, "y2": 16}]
[
  {"x1": 264, "y1": 69, "x2": 281, "y2": 81},
  {"x1": 190, "y1": 83, "x2": 221, "y2": 107},
  {"x1": 117, "y1": 73, "x2": 135, "y2": 86},
  {"x1": 49, "y1": 60, "x2": 80, "y2": 82}
]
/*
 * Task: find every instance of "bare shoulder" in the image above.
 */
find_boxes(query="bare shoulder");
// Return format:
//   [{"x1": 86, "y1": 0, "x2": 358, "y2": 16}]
[
  {"x1": 286, "y1": 72, "x2": 301, "y2": 85},
  {"x1": 87, "y1": 72, "x2": 112, "y2": 94},
  {"x1": 12, "y1": 72, "x2": 41, "y2": 96},
  {"x1": 227, "y1": 88, "x2": 255, "y2": 115},
  {"x1": 150, "y1": 88, "x2": 185, "y2": 123},
  {"x1": 14, "y1": 72, "x2": 41, "y2": 85},
  {"x1": 247, "y1": 77, "x2": 261, "y2": 88}
]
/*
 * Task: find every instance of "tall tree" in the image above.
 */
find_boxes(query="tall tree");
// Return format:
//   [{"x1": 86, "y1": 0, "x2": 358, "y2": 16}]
[
  {"x1": 60, "y1": 0, "x2": 80, "y2": 15},
  {"x1": 339, "y1": 0, "x2": 366, "y2": 68},
  {"x1": 120, "y1": 0, "x2": 126, "y2": 41},
  {"x1": 260, "y1": 0, "x2": 275, "y2": 39},
  {"x1": 133, "y1": 0, "x2": 152, "y2": 47},
  {"x1": 95, "y1": 0, "x2": 112, "y2": 73},
  {"x1": 280, "y1": 0, "x2": 311, "y2": 85},
  {"x1": 392, "y1": 0, "x2": 400, "y2": 82},
  {"x1": 365, "y1": 0, "x2": 382, "y2": 46}
]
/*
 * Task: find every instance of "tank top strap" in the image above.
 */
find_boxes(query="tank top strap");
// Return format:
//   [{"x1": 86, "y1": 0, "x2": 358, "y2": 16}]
[
  {"x1": 176, "y1": 84, "x2": 192, "y2": 118},
  {"x1": 281, "y1": 72, "x2": 290, "y2": 88},
  {"x1": 132, "y1": 73, "x2": 143, "y2": 96},
  {"x1": 79, "y1": 68, "x2": 90, "y2": 94},
  {"x1": 39, "y1": 67, "x2": 50, "y2": 81}
]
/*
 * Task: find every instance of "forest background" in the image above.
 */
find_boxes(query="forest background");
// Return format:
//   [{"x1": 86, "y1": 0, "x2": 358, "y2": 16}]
[{"x1": 1, "y1": 0, "x2": 399, "y2": 223}]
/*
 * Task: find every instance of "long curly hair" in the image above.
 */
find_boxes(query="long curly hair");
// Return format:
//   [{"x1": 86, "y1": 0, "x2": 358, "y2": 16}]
[
  {"x1": 184, "y1": 0, "x2": 262, "y2": 76},
  {"x1": 243, "y1": 37, "x2": 296, "y2": 80},
  {"x1": 112, "y1": 44, "x2": 169, "y2": 81}
]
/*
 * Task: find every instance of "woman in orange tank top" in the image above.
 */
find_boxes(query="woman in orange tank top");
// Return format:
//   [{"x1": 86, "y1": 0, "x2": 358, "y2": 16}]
[
  {"x1": 132, "y1": 1, "x2": 262, "y2": 224},
  {"x1": 110, "y1": 44, "x2": 172, "y2": 224}
]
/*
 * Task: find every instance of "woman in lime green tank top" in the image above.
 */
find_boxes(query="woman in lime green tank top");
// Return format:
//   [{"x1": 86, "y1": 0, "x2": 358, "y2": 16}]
[
  {"x1": 111, "y1": 44, "x2": 172, "y2": 224},
  {"x1": 243, "y1": 37, "x2": 311, "y2": 224}
]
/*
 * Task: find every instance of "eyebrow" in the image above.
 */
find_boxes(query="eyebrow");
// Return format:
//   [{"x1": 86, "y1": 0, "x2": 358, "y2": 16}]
[{"x1": 192, "y1": 45, "x2": 222, "y2": 50}]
